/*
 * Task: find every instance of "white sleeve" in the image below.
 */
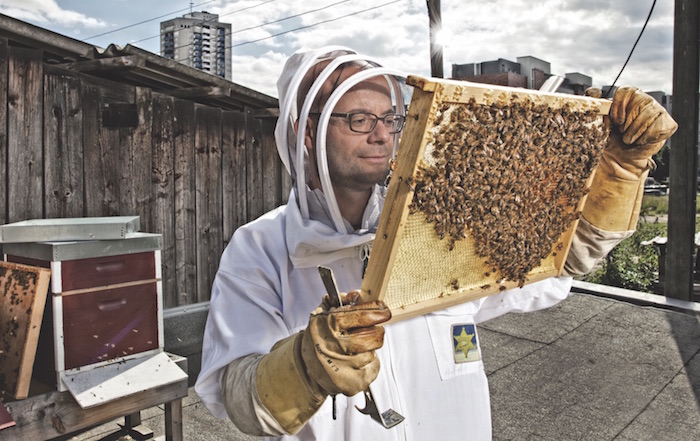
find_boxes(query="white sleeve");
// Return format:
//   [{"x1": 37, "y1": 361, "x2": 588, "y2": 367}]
[
  {"x1": 194, "y1": 237, "x2": 292, "y2": 420},
  {"x1": 474, "y1": 276, "x2": 573, "y2": 323},
  {"x1": 563, "y1": 218, "x2": 633, "y2": 277}
]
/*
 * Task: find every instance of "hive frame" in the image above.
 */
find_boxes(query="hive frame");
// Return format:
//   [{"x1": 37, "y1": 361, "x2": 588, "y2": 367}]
[{"x1": 359, "y1": 76, "x2": 612, "y2": 322}]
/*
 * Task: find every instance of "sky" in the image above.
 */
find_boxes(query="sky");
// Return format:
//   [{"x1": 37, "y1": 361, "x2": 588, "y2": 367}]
[{"x1": 0, "y1": 0, "x2": 675, "y2": 99}]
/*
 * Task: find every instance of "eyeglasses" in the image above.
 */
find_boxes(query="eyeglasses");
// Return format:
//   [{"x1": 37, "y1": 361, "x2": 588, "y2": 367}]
[{"x1": 310, "y1": 112, "x2": 406, "y2": 134}]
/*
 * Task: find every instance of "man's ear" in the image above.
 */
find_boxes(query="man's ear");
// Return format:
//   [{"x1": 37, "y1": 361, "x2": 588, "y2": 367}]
[{"x1": 294, "y1": 118, "x2": 316, "y2": 151}]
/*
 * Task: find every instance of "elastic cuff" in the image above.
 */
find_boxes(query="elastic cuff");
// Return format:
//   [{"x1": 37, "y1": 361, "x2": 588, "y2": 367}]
[{"x1": 563, "y1": 218, "x2": 634, "y2": 276}]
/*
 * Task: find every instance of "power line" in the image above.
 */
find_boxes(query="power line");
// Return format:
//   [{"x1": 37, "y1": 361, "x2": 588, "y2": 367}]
[
  {"x1": 605, "y1": 0, "x2": 657, "y2": 97},
  {"x1": 232, "y1": 0, "x2": 353, "y2": 36},
  {"x1": 165, "y1": 0, "x2": 354, "y2": 55},
  {"x1": 84, "y1": 0, "x2": 218, "y2": 40},
  {"x1": 129, "y1": 0, "x2": 280, "y2": 46},
  {"x1": 231, "y1": 0, "x2": 402, "y2": 48}
]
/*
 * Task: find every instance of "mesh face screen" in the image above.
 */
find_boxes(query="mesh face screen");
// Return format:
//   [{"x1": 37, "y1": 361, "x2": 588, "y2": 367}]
[{"x1": 361, "y1": 76, "x2": 611, "y2": 321}]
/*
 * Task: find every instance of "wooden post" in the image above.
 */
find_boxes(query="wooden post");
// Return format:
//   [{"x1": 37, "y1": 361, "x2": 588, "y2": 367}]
[
  {"x1": 666, "y1": 0, "x2": 699, "y2": 301},
  {"x1": 427, "y1": 0, "x2": 443, "y2": 78},
  {"x1": 164, "y1": 399, "x2": 184, "y2": 441}
]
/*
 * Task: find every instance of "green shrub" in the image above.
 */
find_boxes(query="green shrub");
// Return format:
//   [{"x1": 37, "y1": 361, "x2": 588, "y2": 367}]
[
  {"x1": 582, "y1": 220, "x2": 667, "y2": 292},
  {"x1": 584, "y1": 194, "x2": 700, "y2": 293},
  {"x1": 640, "y1": 195, "x2": 668, "y2": 216}
]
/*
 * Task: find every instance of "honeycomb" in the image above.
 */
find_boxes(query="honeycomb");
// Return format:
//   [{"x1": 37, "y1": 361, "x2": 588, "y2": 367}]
[{"x1": 410, "y1": 98, "x2": 609, "y2": 287}]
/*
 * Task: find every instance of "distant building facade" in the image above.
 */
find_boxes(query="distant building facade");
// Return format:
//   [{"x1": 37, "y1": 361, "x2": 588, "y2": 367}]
[
  {"x1": 160, "y1": 11, "x2": 231, "y2": 80},
  {"x1": 451, "y1": 55, "x2": 592, "y2": 95}
]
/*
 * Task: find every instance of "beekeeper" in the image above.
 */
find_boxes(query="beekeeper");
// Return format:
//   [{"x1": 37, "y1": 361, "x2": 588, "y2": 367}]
[{"x1": 195, "y1": 46, "x2": 677, "y2": 440}]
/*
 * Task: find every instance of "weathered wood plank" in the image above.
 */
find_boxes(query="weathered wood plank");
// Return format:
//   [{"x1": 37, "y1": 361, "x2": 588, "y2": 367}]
[
  {"x1": 7, "y1": 47, "x2": 43, "y2": 222},
  {"x1": 119, "y1": 86, "x2": 153, "y2": 231},
  {"x1": 245, "y1": 107, "x2": 264, "y2": 221},
  {"x1": 251, "y1": 110, "x2": 289, "y2": 205},
  {"x1": 43, "y1": 74, "x2": 84, "y2": 218},
  {"x1": 260, "y1": 117, "x2": 282, "y2": 212},
  {"x1": 173, "y1": 99, "x2": 197, "y2": 306},
  {"x1": 83, "y1": 83, "x2": 119, "y2": 216},
  {"x1": 194, "y1": 106, "x2": 223, "y2": 303},
  {"x1": 221, "y1": 110, "x2": 247, "y2": 244},
  {"x1": 0, "y1": 379, "x2": 187, "y2": 440},
  {"x1": 0, "y1": 38, "x2": 8, "y2": 226},
  {"x1": 152, "y1": 95, "x2": 176, "y2": 308}
]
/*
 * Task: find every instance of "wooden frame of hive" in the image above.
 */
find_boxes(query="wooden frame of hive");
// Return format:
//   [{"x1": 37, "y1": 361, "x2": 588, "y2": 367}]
[{"x1": 359, "y1": 76, "x2": 612, "y2": 322}]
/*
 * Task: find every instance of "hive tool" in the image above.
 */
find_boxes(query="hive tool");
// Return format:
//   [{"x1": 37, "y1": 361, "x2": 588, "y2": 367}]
[{"x1": 317, "y1": 266, "x2": 405, "y2": 429}]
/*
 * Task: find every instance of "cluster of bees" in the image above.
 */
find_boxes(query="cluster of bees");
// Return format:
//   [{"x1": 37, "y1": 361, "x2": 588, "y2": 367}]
[{"x1": 408, "y1": 97, "x2": 610, "y2": 287}]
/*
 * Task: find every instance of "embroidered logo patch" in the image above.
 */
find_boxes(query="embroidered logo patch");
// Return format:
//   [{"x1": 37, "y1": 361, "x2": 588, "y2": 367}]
[{"x1": 452, "y1": 323, "x2": 480, "y2": 363}]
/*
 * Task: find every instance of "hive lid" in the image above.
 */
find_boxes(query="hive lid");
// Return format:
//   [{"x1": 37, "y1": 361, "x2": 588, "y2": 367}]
[
  {"x1": 2, "y1": 232, "x2": 162, "y2": 261},
  {"x1": 0, "y1": 216, "x2": 140, "y2": 243},
  {"x1": 61, "y1": 351, "x2": 187, "y2": 409}
]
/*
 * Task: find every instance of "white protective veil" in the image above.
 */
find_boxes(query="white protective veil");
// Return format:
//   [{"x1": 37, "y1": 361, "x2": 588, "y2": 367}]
[{"x1": 274, "y1": 46, "x2": 408, "y2": 233}]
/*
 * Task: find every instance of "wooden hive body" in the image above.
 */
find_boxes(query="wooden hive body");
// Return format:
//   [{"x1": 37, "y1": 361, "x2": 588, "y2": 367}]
[{"x1": 360, "y1": 76, "x2": 612, "y2": 322}]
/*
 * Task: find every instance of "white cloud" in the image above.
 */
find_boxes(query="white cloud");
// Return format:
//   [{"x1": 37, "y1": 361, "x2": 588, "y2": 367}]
[
  {"x1": 0, "y1": 0, "x2": 108, "y2": 28},
  {"x1": 0, "y1": 0, "x2": 674, "y2": 96}
]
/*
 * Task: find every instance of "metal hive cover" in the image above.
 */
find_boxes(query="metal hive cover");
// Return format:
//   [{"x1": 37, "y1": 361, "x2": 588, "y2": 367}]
[
  {"x1": 0, "y1": 216, "x2": 140, "y2": 243},
  {"x1": 1, "y1": 232, "x2": 162, "y2": 262}
]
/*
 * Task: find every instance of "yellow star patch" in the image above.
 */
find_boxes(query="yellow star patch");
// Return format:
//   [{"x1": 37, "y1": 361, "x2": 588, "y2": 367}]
[
  {"x1": 452, "y1": 323, "x2": 480, "y2": 363},
  {"x1": 454, "y1": 327, "x2": 476, "y2": 357}
]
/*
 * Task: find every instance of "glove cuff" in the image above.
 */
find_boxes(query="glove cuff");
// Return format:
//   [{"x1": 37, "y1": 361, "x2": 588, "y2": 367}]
[
  {"x1": 582, "y1": 164, "x2": 648, "y2": 232},
  {"x1": 255, "y1": 333, "x2": 327, "y2": 434},
  {"x1": 600, "y1": 141, "x2": 660, "y2": 179}
]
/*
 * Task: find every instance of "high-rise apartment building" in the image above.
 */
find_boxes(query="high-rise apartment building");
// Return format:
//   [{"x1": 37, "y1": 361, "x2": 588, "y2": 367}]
[{"x1": 160, "y1": 11, "x2": 232, "y2": 80}]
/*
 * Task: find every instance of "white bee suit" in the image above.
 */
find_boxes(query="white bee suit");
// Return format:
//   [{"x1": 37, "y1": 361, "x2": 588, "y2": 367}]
[
  {"x1": 196, "y1": 185, "x2": 578, "y2": 441},
  {"x1": 195, "y1": 46, "x2": 629, "y2": 440}
]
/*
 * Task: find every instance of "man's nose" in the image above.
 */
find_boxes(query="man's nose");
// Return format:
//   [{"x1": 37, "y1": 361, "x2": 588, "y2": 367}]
[{"x1": 368, "y1": 120, "x2": 392, "y2": 143}]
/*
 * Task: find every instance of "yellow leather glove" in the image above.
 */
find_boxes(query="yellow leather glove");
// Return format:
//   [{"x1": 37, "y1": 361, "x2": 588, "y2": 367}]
[
  {"x1": 255, "y1": 290, "x2": 391, "y2": 434},
  {"x1": 582, "y1": 86, "x2": 678, "y2": 231}
]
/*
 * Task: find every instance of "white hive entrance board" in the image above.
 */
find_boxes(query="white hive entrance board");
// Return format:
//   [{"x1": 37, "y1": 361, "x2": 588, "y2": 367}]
[{"x1": 360, "y1": 76, "x2": 612, "y2": 322}]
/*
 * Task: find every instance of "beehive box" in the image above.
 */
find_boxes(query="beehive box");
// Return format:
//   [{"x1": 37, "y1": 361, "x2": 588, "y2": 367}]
[
  {"x1": 3, "y1": 233, "x2": 164, "y2": 392},
  {"x1": 360, "y1": 76, "x2": 611, "y2": 321}
]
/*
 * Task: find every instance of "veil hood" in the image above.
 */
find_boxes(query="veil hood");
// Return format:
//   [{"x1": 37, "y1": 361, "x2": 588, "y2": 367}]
[{"x1": 273, "y1": 46, "x2": 407, "y2": 234}]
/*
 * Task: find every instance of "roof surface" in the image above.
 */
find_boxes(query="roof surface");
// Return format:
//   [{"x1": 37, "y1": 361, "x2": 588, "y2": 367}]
[{"x1": 0, "y1": 14, "x2": 278, "y2": 111}]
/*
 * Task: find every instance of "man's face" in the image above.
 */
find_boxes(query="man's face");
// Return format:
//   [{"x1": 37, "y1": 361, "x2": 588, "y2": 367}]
[{"x1": 323, "y1": 78, "x2": 395, "y2": 194}]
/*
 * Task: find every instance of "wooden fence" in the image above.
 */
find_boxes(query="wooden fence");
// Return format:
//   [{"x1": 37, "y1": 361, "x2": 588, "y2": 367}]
[{"x1": 0, "y1": 43, "x2": 290, "y2": 308}]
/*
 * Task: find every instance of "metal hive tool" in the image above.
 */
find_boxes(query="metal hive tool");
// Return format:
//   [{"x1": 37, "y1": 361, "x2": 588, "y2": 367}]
[{"x1": 317, "y1": 266, "x2": 405, "y2": 429}]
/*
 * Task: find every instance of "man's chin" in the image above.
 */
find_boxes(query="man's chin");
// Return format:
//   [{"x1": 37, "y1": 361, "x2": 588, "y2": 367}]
[{"x1": 377, "y1": 168, "x2": 391, "y2": 185}]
